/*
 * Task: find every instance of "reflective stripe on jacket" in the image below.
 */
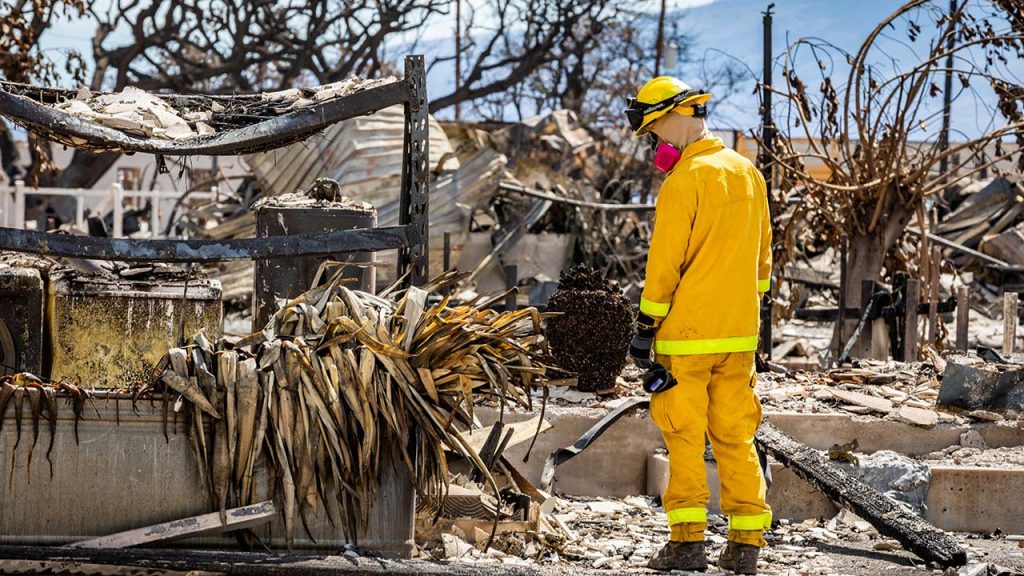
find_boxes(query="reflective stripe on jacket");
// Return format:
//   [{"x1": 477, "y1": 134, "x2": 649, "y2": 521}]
[{"x1": 639, "y1": 137, "x2": 772, "y2": 356}]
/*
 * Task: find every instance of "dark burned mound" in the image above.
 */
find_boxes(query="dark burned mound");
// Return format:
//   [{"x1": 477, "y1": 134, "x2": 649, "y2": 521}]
[{"x1": 545, "y1": 266, "x2": 634, "y2": 392}]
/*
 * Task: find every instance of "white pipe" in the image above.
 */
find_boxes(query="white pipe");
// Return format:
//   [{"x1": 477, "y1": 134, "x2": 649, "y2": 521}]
[
  {"x1": 14, "y1": 180, "x2": 25, "y2": 230},
  {"x1": 75, "y1": 193, "x2": 85, "y2": 231},
  {"x1": 0, "y1": 186, "x2": 8, "y2": 228},
  {"x1": 111, "y1": 183, "x2": 124, "y2": 238}
]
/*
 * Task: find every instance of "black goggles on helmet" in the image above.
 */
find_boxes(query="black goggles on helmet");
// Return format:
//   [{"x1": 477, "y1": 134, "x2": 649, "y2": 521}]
[{"x1": 624, "y1": 89, "x2": 709, "y2": 132}]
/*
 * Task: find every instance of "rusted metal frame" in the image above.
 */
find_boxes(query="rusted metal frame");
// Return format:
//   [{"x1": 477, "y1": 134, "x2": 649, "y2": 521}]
[
  {"x1": 0, "y1": 225, "x2": 411, "y2": 263},
  {"x1": 398, "y1": 55, "x2": 430, "y2": 288},
  {"x1": 0, "y1": 79, "x2": 410, "y2": 156}
]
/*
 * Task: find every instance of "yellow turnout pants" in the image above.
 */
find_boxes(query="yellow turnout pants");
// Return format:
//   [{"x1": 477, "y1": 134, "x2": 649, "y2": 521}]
[{"x1": 651, "y1": 351, "x2": 771, "y2": 546}]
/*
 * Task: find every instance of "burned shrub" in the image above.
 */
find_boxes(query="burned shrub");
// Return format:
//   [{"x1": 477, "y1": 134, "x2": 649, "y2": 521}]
[{"x1": 545, "y1": 266, "x2": 634, "y2": 392}]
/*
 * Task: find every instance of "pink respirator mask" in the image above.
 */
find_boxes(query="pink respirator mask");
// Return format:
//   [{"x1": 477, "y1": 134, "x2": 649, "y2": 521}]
[{"x1": 653, "y1": 140, "x2": 682, "y2": 173}]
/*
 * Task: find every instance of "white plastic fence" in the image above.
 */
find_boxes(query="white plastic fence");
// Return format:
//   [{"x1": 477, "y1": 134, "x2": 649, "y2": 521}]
[{"x1": 0, "y1": 180, "x2": 217, "y2": 238}]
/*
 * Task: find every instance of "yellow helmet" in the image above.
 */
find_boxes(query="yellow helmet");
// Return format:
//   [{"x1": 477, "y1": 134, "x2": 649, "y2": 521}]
[{"x1": 625, "y1": 76, "x2": 712, "y2": 136}]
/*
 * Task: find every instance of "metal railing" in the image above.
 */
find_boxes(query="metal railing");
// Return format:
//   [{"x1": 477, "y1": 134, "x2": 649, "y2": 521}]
[{"x1": 0, "y1": 180, "x2": 218, "y2": 238}]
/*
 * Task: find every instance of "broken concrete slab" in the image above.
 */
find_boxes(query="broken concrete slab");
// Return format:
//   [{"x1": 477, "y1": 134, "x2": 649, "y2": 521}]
[
  {"x1": 891, "y1": 406, "x2": 940, "y2": 428},
  {"x1": 646, "y1": 452, "x2": 839, "y2": 521},
  {"x1": 834, "y1": 451, "x2": 932, "y2": 516},
  {"x1": 477, "y1": 407, "x2": 1024, "y2": 497},
  {"x1": 967, "y1": 410, "x2": 1005, "y2": 422},
  {"x1": 829, "y1": 389, "x2": 895, "y2": 414},
  {"x1": 961, "y1": 430, "x2": 989, "y2": 450},
  {"x1": 927, "y1": 466, "x2": 1024, "y2": 533},
  {"x1": 940, "y1": 359, "x2": 1024, "y2": 413}
]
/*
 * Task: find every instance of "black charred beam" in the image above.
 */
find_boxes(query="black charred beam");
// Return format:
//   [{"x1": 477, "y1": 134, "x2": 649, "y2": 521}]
[
  {"x1": 0, "y1": 80, "x2": 410, "y2": 156},
  {"x1": 0, "y1": 225, "x2": 411, "y2": 263}
]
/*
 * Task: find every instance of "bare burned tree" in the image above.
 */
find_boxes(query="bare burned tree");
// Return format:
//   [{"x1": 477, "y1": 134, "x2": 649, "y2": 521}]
[
  {"x1": 428, "y1": 0, "x2": 625, "y2": 115},
  {"x1": 765, "y1": 0, "x2": 1024, "y2": 352},
  {"x1": 0, "y1": 0, "x2": 91, "y2": 187},
  {"x1": 88, "y1": 0, "x2": 451, "y2": 93}
]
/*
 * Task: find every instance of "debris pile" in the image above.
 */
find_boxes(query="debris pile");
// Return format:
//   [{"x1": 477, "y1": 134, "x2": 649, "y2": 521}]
[
  {"x1": 154, "y1": 267, "x2": 555, "y2": 546},
  {"x1": 421, "y1": 494, "x2": 1006, "y2": 575},
  {"x1": 55, "y1": 86, "x2": 204, "y2": 140},
  {"x1": 545, "y1": 266, "x2": 633, "y2": 392},
  {"x1": 9, "y1": 76, "x2": 395, "y2": 144}
]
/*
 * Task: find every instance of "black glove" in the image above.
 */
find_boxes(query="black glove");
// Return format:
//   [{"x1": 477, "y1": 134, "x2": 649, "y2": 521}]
[{"x1": 629, "y1": 311, "x2": 657, "y2": 369}]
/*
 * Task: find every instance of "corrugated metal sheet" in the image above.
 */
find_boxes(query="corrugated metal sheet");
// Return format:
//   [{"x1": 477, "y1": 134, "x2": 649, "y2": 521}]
[
  {"x1": 244, "y1": 105, "x2": 457, "y2": 200},
  {"x1": 244, "y1": 106, "x2": 509, "y2": 283}
]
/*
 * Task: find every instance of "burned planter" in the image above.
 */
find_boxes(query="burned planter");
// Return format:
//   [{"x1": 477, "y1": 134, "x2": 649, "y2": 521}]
[
  {"x1": 545, "y1": 266, "x2": 633, "y2": 392},
  {"x1": 0, "y1": 266, "x2": 44, "y2": 377},
  {"x1": 48, "y1": 271, "x2": 222, "y2": 387}
]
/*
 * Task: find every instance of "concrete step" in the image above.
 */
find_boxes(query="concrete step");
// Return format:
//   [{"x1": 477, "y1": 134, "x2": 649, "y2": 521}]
[
  {"x1": 477, "y1": 406, "x2": 1024, "y2": 533},
  {"x1": 646, "y1": 453, "x2": 1024, "y2": 534}
]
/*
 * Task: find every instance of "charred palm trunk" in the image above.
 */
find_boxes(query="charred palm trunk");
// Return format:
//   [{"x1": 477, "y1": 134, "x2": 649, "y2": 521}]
[{"x1": 830, "y1": 187, "x2": 916, "y2": 360}]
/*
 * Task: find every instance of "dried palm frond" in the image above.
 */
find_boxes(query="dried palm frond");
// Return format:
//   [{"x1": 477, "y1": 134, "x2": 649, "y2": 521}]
[{"x1": 156, "y1": 267, "x2": 555, "y2": 549}]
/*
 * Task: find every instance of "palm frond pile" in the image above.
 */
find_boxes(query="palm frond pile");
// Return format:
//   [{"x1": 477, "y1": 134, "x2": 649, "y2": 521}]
[{"x1": 155, "y1": 268, "x2": 554, "y2": 548}]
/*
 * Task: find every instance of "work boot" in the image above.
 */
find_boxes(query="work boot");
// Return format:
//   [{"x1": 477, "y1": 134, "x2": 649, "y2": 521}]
[
  {"x1": 717, "y1": 541, "x2": 760, "y2": 574},
  {"x1": 647, "y1": 541, "x2": 707, "y2": 572}
]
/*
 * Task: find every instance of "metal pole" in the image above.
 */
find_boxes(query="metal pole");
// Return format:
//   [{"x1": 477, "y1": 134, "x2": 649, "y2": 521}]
[
  {"x1": 454, "y1": 0, "x2": 462, "y2": 121},
  {"x1": 443, "y1": 231, "x2": 451, "y2": 271},
  {"x1": 759, "y1": 4, "x2": 775, "y2": 358},
  {"x1": 939, "y1": 0, "x2": 956, "y2": 182},
  {"x1": 504, "y1": 265, "x2": 518, "y2": 311},
  {"x1": 928, "y1": 246, "x2": 941, "y2": 344},
  {"x1": 835, "y1": 235, "x2": 848, "y2": 365},
  {"x1": 654, "y1": 0, "x2": 666, "y2": 76}
]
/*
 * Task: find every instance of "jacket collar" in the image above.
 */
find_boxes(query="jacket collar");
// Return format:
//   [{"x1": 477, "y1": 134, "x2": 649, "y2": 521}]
[{"x1": 679, "y1": 136, "x2": 724, "y2": 163}]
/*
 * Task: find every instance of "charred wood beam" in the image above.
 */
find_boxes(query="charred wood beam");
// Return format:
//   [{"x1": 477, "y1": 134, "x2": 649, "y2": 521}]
[
  {"x1": 906, "y1": 227, "x2": 1021, "y2": 271},
  {"x1": 795, "y1": 298, "x2": 958, "y2": 321},
  {"x1": 0, "y1": 225, "x2": 411, "y2": 263},
  {"x1": 756, "y1": 421, "x2": 966, "y2": 568}
]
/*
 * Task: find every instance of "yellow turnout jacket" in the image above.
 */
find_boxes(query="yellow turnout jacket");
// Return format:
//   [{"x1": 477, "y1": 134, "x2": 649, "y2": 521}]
[{"x1": 639, "y1": 137, "x2": 772, "y2": 356}]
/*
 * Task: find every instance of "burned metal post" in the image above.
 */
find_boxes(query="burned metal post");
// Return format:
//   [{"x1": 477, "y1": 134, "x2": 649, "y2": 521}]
[
  {"x1": 759, "y1": 3, "x2": 776, "y2": 358},
  {"x1": 904, "y1": 279, "x2": 920, "y2": 362},
  {"x1": 399, "y1": 55, "x2": 430, "y2": 288}
]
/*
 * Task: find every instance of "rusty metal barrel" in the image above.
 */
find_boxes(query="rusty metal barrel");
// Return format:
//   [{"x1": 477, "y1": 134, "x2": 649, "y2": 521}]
[{"x1": 253, "y1": 204, "x2": 377, "y2": 332}]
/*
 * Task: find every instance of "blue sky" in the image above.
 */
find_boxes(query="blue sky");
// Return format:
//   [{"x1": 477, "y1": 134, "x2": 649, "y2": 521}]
[{"x1": 30, "y1": 0, "x2": 1022, "y2": 139}]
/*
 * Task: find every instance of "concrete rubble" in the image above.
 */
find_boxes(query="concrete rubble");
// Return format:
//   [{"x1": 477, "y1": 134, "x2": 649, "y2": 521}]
[{"x1": 417, "y1": 494, "x2": 1024, "y2": 575}]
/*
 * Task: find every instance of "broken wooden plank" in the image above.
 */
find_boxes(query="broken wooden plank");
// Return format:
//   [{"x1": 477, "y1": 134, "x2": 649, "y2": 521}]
[
  {"x1": 67, "y1": 501, "x2": 275, "y2": 549},
  {"x1": 459, "y1": 415, "x2": 552, "y2": 455},
  {"x1": 420, "y1": 485, "x2": 501, "y2": 520},
  {"x1": 1004, "y1": 292, "x2": 1019, "y2": 356},
  {"x1": 755, "y1": 421, "x2": 966, "y2": 567},
  {"x1": 956, "y1": 286, "x2": 970, "y2": 352},
  {"x1": 451, "y1": 519, "x2": 535, "y2": 544}
]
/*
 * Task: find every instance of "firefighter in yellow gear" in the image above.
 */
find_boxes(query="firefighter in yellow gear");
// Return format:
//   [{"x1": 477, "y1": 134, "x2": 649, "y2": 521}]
[{"x1": 624, "y1": 76, "x2": 772, "y2": 574}]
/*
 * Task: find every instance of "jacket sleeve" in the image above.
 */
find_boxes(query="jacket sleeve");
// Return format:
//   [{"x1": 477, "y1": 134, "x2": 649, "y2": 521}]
[
  {"x1": 640, "y1": 176, "x2": 695, "y2": 319},
  {"x1": 756, "y1": 170, "x2": 772, "y2": 295}
]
